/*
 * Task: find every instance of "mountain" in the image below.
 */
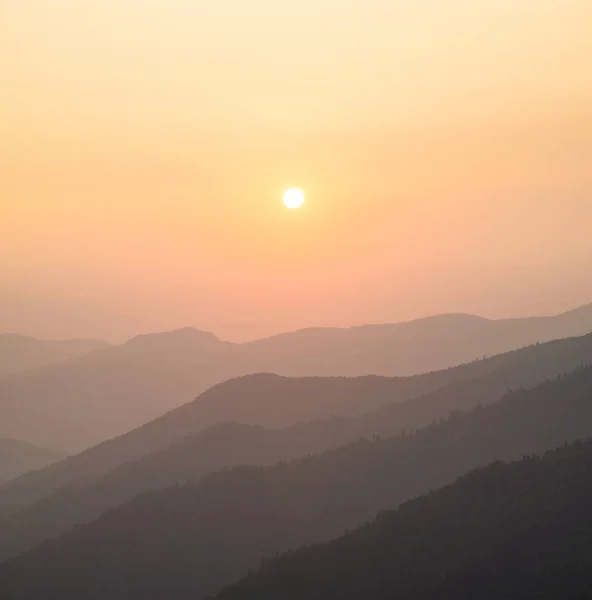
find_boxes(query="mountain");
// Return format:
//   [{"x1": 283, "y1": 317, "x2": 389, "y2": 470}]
[
  {"x1": 0, "y1": 328, "x2": 237, "y2": 451},
  {"x1": 0, "y1": 332, "x2": 591, "y2": 557},
  {"x1": 0, "y1": 334, "x2": 109, "y2": 380},
  {"x1": 216, "y1": 440, "x2": 592, "y2": 600},
  {"x1": 1, "y1": 303, "x2": 591, "y2": 451},
  {"x1": 2, "y1": 331, "x2": 592, "y2": 520},
  {"x1": 0, "y1": 440, "x2": 64, "y2": 487},
  {"x1": 0, "y1": 373, "x2": 447, "y2": 513},
  {"x1": 1, "y1": 366, "x2": 591, "y2": 599},
  {"x1": 241, "y1": 302, "x2": 592, "y2": 376}
]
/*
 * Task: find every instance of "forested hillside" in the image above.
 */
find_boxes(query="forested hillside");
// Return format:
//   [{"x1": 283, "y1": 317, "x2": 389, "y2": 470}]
[
  {"x1": 1, "y1": 367, "x2": 591, "y2": 599},
  {"x1": 217, "y1": 440, "x2": 592, "y2": 600},
  {"x1": 2, "y1": 331, "x2": 591, "y2": 516},
  {"x1": 0, "y1": 334, "x2": 592, "y2": 559}
]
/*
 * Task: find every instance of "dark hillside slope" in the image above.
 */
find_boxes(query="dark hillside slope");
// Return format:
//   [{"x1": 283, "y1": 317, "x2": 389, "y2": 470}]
[
  {"x1": 1, "y1": 367, "x2": 592, "y2": 599},
  {"x1": 1, "y1": 331, "x2": 592, "y2": 557},
  {"x1": 217, "y1": 440, "x2": 592, "y2": 600},
  {"x1": 2, "y1": 332, "x2": 592, "y2": 517},
  {"x1": 0, "y1": 420, "x2": 367, "y2": 561}
]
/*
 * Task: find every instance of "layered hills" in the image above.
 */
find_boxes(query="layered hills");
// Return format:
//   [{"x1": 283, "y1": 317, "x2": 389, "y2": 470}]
[
  {"x1": 1, "y1": 303, "x2": 591, "y2": 451},
  {"x1": 0, "y1": 332, "x2": 591, "y2": 560},
  {"x1": 218, "y1": 439, "x2": 592, "y2": 600},
  {"x1": 1, "y1": 366, "x2": 591, "y2": 598},
  {"x1": 2, "y1": 330, "x2": 591, "y2": 517}
]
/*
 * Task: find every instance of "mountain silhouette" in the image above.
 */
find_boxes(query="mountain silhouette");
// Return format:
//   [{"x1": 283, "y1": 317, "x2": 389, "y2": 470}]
[
  {"x1": 0, "y1": 334, "x2": 109, "y2": 381},
  {"x1": 122, "y1": 328, "x2": 228, "y2": 351},
  {"x1": 0, "y1": 303, "x2": 591, "y2": 451},
  {"x1": 216, "y1": 439, "x2": 592, "y2": 600},
  {"x1": 241, "y1": 304, "x2": 592, "y2": 375},
  {"x1": 1, "y1": 331, "x2": 591, "y2": 523},
  {"x1": 0, "y1": 366, "x2": 591, "y2": 598},
  {"x1": 0, "y1": 330, "x2": 591, "y2": 554},
  {"x1": 0, "y1": 328, "x2": 235, "y2": 451},
  {"x1": 0, "y1": 374, "x2": 448, "y2": 513}
]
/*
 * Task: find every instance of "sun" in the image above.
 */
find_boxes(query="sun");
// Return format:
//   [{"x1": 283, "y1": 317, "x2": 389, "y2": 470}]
[{"x1": 283, "y1": 188, "x2": 305, "y2": 209}]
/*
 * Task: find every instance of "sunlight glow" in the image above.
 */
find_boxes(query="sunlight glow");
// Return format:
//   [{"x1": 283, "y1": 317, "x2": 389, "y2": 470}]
[{"x1": 283, "y1": 188, "x2": 305, "y2": 209}]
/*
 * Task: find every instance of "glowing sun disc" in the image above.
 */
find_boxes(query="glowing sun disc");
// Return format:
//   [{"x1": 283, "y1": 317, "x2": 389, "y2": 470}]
[{"x1": 283, "y1": 188, "x2": 305, "y2": 209}]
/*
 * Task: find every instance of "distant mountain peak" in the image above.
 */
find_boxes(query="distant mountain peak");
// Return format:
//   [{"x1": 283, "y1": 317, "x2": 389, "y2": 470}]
[{"x1": 123, "y1": 328, "x2": 225, "y2": 351}]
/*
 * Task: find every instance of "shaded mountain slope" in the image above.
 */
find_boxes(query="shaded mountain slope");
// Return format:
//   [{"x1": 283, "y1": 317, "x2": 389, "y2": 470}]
[
  {"x1": 2, "y1": 331, "x2": 592, "y2": 518},
  {"x1": 0, "y1": 334, "x2": 109, "y2": 381},
  {"x1": 1, "y1": 367, "x2": 591, "y2": 599},
  {"x1": 0, "y1": 373, "x2": 446, "y2": 513},
  {"x1": 1, "y1": 303, "x2": 591, "y2": 451},
  {"x1": 1, "y1": 332, "x2": 592, "y2": 549},
  {"x1": 0, "y1": 440, "x2": 64, "y2": 487},
  {"x1": 0, "y1": 328, "x2": 236, "y2": 451},
  {"x1": 242, "y1": 302, "x2": 592, "y2": 376},
  {"x1": 217, "y1": 440, "x2": 592, "y2": 600}
]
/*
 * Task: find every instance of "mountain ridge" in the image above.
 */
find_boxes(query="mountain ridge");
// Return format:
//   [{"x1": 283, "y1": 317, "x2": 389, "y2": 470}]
[
  {"x1": 1, "y1": 331, "x2": 592, "y2": 524},
  {"x1": 1, "y1": 366, "x2": 592, "y2": 599},
  {"x1": 1, "y1": 302, "x2": 591, "y2": 451},
  {"x1": 216, "y1": 439, "x2": 592, "y2": 600}
]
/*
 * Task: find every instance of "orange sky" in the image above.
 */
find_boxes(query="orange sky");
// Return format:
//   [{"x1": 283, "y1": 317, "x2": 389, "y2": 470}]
[{"x1": 1, "y1": 0, "x2": 591, "y2": 342}]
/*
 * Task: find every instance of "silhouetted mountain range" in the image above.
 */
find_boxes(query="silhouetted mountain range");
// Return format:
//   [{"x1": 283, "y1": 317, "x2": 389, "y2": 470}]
[
  {"x1": 0, "y1": 334, "x2": 109, "y2": 381},
  {"x1": 216, "y1": 439, "x2": 592, "y2": 600},
  {"x1": 242, "y1": 304, "x2": 592, "y2": 375},
  {"x1": 1, "y1": 303, "x2": 591, "y2": 451},
  {"x1": 0, "y1": 374, "x2": 440, "y2": 513},
  {"x1": 0, "y1": 365, "x2": 591, "y2": 598},
  {"x1": 0, "y1": 440, "x2": 64, "y2": 488},
  {"x1": 0, "y1": 332, "x2": 591, "y2": 558},
  {"x1": 1, "y1": 331, "x2": 591, "y2": 524}
]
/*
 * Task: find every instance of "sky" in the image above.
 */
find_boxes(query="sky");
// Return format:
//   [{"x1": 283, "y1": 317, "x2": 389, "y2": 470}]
[{"x1": 1, "y1": 0, "x2": 591, "y2": 342}]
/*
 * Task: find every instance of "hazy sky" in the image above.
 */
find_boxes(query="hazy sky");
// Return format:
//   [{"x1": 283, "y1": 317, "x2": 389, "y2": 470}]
[{"x1": 1, "y1": 0, "x2": 591, "y2": 342}]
